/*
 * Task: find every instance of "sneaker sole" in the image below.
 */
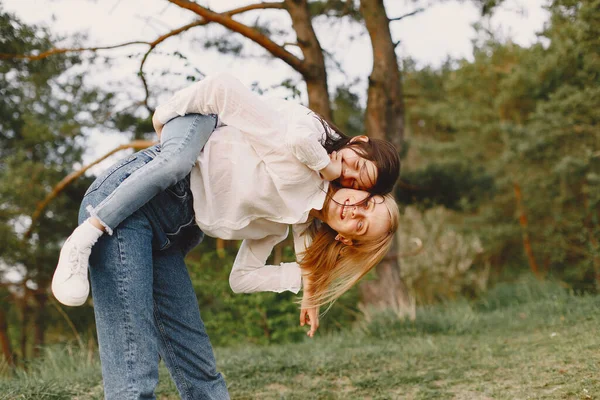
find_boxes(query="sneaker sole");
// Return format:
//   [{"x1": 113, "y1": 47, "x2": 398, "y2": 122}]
[{"x1": 51, "y1": 283, "x2": 89, "y2": 307}]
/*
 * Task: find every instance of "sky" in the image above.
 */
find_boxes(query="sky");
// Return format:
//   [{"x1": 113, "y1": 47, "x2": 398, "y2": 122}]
[{"x1": 4, "y1": 0, "x2": 550, "y2": 166}]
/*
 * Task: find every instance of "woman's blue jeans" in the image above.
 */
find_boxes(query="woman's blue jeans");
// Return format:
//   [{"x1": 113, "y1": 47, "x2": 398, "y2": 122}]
[{"x1": 79, "y1": 114, "x2": 229, "y2": 399}]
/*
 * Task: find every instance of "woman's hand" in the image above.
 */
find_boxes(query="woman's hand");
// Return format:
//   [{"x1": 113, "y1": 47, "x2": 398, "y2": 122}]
[
  {"x1": 300, "y1": 280, "x2": 319, "y2": 337},
  {"x1": 319, "y1": 151, "x2": 342, "y2": 182},
  {"x1": 300, "y1": 306, "x2": 319, "y2": 338}
]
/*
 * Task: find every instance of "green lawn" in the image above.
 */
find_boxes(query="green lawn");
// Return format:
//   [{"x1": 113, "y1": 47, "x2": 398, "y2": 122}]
[{"x1": 2, "y1": 282, "x2": 599, "y2": 399}]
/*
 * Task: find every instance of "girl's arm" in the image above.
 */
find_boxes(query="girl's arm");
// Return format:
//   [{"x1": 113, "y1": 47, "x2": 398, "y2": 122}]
[
  {"x1": 154, "y1": 72, "x2": 339, "y2": 180},
  {"x1": 279, "y1": 99, "x2": 341, "y2": 180},
  {"x1": 154, "y1": 72, "x2": 283, "y2": 161}
]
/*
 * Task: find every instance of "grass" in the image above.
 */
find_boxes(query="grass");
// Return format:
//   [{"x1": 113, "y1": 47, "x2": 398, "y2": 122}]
[{"x1": 2, "y1": 280, "x2": 599, "y2": 399}]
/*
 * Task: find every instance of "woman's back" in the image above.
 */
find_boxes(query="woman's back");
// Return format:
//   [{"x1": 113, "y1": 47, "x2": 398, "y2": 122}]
[{"x1": 190, "y1": 124, "x2": 328, "y2": 240}]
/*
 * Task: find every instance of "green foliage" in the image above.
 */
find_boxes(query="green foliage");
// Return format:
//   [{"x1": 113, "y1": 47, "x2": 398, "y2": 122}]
[
  {"x1": 203, "y1": 36, "x2": 244, "y2": 56},
  {"x1": 308, "y1": 0, "x2": 362, "y2": 21},
  {"x1": 331, "y1": 84, "x2": 365, "y2": 136},
  {"x1": 398, "y1": 162, "x2": 495, "y2": 211},
  {"x1": 402, "y1": 0, "x2": 600, "y2": 290},
  {"x1": 185, "y1": 241, "x2": 361, "y2": 347},
  {"x1": 0, "y1": 8, "x2": 113, "y2": 363},
  {"x1": 397, "y1": 206, "x2": 490, "y2": 304}
]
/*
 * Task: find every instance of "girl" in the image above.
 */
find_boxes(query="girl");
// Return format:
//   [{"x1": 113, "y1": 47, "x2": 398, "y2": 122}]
[{"x1": 52, "y1": 72, "x2": 400, "y2": 307}]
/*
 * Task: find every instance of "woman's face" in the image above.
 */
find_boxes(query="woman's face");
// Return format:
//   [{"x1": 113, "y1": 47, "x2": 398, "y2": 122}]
[
  {"x1": 337, "y1": 147, "x2": 378, "y2": 191},
  {"x1": 324, "y1": 188, "x2": 391, "y2": 245}
]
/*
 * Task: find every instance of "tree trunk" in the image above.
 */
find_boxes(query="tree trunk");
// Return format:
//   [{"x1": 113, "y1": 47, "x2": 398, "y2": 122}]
[
  {"x1": 19, "y1": 288, "x2": 30, "y2": 363},
  {"x1": 284, "y1": 0, "x2": 332, "y2": 119},
  {"x1": 358, "y1": 0, "x2": 409, "y2": 312},
  {"x1": 168, "y1": 0, "x2": 332, "y2": 119},
  {"x1": 358, "y1": 240, "x2": 414, "y2": 318},
  {"x1": 513, "y1": 183, "x2": 541, "y2": 277},
  {"x1": 359, "y1": 0, "x2": 404, "y2": 146},
  {"x1": 0, "y1": 307, "x2": 15, "y2": 368},
  {"x1": 32, "y1": 289, "x2": 48, "y2": 358}
]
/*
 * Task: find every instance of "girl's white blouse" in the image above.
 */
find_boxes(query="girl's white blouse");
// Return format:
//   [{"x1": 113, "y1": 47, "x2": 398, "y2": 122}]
[{"x1": 154, "y1": 73, "x2": 333, "y2": 294}]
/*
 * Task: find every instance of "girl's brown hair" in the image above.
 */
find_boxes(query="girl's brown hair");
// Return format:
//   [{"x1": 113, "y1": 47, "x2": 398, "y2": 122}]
[
  {"x1": 316, "y1": 115, "x2": 400, "y2": 196},
  {"x1": 298, "y1": 192, "x2": 400, "y2": 309}
]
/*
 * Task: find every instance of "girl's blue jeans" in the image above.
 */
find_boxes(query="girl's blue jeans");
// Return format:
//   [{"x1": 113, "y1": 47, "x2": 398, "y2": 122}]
[
  {"x1": 86, "y1": 113, "x2": 218, "y2": 235},
  {"x1": 79, "y1": 114, "x2": 229, "y2": 399}
]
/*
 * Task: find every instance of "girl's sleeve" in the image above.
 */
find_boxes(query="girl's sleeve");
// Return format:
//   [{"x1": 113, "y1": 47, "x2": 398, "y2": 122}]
[
  {"x1": 155, "y1": 74, "x2": 331, "y2": 173},
  {"x1": 229, "y1": 227, "x2": 303, "y2": 294},
  {"x1": 281, "y1": 102, "x2": 331, "y2": 172},
  {"x1": 153, "y1": 72, "x2": 282, "y2": 158}
]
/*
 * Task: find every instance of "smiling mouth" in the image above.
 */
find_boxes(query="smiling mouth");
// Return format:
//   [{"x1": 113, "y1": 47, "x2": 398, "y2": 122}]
[{"x1": 340, "y1": 199, "x2": 350, "y2": 220}]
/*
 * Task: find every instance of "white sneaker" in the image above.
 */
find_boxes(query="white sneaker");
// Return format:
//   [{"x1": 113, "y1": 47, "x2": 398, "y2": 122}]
[{"x1": 52, "y1": 235, "x2": 92, "y2": 306}]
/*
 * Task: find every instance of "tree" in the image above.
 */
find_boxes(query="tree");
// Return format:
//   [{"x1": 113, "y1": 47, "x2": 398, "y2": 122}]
[
  {"x1": 0, "y1": 8, "x2": 114, "y2": 363},
  {"x1": 352, "y1": 0, "x2": 412, "y2": 313},
  {"x1": 399, "y1": 0, "x2": 599, "y2": 291}
]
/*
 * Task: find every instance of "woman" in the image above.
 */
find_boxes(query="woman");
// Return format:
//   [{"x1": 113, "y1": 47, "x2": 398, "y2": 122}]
[
  {"x1": 73, "y1": 112, "x2": 398, "y2": 399},
  {"x1": 53, "y1": 73, "x2": 400, "y2": 307}
]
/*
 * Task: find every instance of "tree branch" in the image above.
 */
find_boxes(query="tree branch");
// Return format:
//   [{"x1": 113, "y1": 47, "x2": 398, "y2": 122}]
[
  {"x1": 389, "y1": 8, "x2": 424, "y2": 22},
  {"x1": 1, "y1": 2, "x2": 288, "y2": 110},
  {"x1": 0, "y1": 41, "x2": 149, "y2": 61},
  {"x1": 24, "y1": 140, "x2": 156, "y2": 239},
  {"x1": 0, "y1": 2, "x2": 286, "y2": 60},
  {"x1": 167, "y1": 0, "x2": 307, "y2": 74}
]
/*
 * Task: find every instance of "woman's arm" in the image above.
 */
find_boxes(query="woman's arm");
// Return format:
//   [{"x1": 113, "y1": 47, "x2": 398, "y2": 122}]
[{"x1": 229, "y1": 229, "x2": 302, "y2": 294}]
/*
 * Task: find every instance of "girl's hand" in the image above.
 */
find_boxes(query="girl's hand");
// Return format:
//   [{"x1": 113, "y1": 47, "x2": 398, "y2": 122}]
[
  {"x1": 300, "y1": 306, "x2": 320, "y2": 338},
  {"x1": 319, "y1": 151, "x2": 342, "y2": 181},
  {"x1": 152, "y1": 113, "x2": 164, "y2": 139}
]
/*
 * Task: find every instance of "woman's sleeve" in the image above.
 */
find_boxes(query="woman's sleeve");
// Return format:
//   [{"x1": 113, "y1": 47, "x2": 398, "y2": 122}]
[
  {"x1": 229, "y1": 228, "x2": 303, "y2": 294},
  {"x1": 153, "y1": 72, "x2": 282, "y2": 158}
]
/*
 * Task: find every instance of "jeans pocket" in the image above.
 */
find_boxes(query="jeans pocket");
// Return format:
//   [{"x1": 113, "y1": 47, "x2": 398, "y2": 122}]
[{"x1": 166, "y1": 176, "x2": 190, "y2": 199}]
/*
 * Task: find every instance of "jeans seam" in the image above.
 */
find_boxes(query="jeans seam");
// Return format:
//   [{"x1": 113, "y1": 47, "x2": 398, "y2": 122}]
[
  {"x1": 153, "y1": 298, "x2": 193, "y2": 400},
  {"x1": 116, "y1": 227, "x2": 139, "y2": 399},
  {"x1": 84, "y1": 156, "x2": 139, "y2": 197}
]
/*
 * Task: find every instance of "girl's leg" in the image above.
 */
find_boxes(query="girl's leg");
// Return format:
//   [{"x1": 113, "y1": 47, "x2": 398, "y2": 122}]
[
  {"x1": 152, "y1": 244, "x2": 229, "y2": 400},
  {"x1": 88, "y1": 114, "x2": 217, "y2": 234},
  {"x1": 52, "y1": 114, "x2": 217, "y2": 306}
]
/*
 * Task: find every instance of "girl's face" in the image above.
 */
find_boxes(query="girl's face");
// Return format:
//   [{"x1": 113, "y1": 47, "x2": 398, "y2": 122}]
[
  {"x1": 336, "y1": 147, "x2": 378, "y2": 191},
  {"x1": 324, "y1": 188, "x2": 390, "y2": 245}
]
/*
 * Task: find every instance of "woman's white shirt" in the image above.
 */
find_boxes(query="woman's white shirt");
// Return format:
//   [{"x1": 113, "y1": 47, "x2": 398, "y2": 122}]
[{"x1": 154, "y1": 73, "x2": 332, "y2": 294}]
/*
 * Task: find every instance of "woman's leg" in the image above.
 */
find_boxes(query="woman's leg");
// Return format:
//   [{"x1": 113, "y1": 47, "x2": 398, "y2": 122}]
[
  {"x1": 82, "y1": 154, "x2": 227, "y2": 399},
  {"x1": 152, "y1": 244, "x2": 229, "y2": 400},
  {"x1": 53, "y1": 114, "x2": 217, "y2": 306},
  {"x1": 87, "y1": 208, "x2": 161, "y2": 399}
]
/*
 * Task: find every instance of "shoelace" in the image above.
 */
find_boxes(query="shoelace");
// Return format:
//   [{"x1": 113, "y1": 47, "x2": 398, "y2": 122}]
[{"x1": 68, "y1": 241, "x2": 90, "y2": 278}]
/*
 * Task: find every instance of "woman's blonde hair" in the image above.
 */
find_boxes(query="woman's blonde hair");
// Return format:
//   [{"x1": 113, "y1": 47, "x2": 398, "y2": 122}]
[{"x1": 298, "y1": 193, "x2": 400, "y2": 309}]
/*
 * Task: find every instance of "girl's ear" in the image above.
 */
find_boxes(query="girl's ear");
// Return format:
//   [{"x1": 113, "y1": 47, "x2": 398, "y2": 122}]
[
  {"x1": 349, "y1": 135, "x2": 369, "y2": 144},
  {"x1": 335, "y1": 233, "x2": 354, "y2": 246}
]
